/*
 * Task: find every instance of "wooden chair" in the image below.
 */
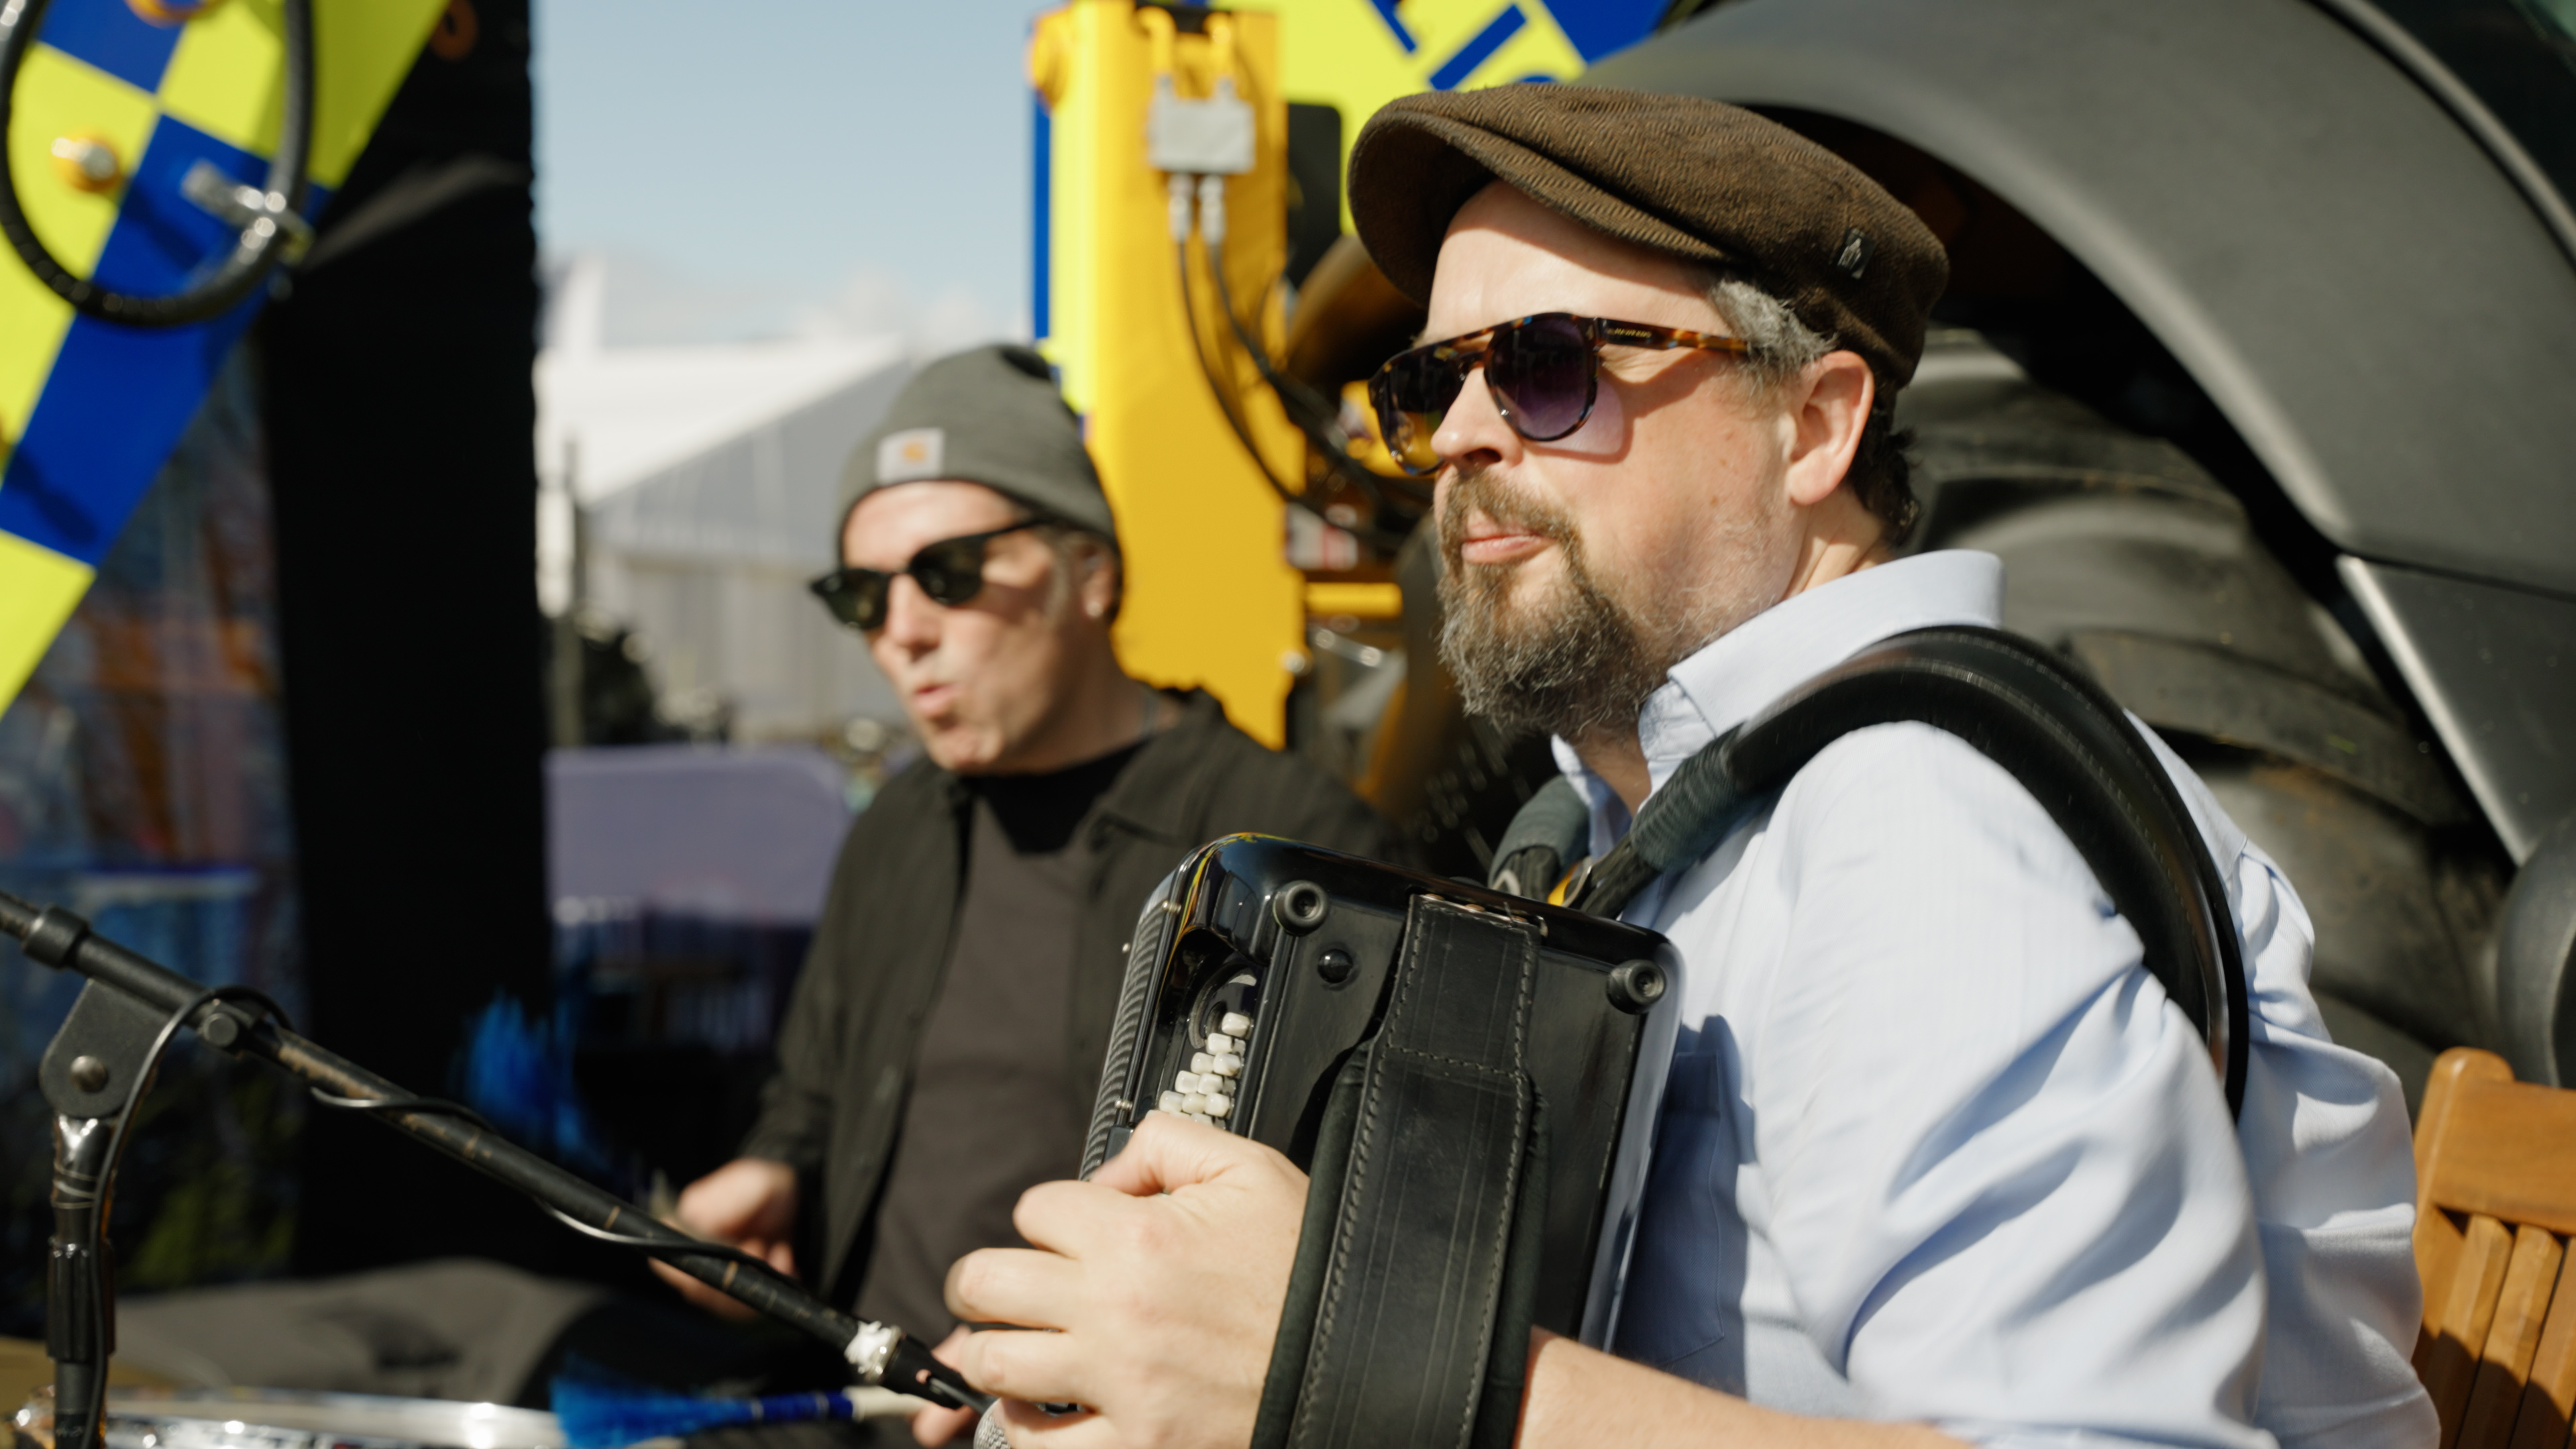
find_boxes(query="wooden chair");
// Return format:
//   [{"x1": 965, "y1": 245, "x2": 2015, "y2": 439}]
[{"x1": 2415, "y1": 1048, "x2": 2576, "y2": 1448}]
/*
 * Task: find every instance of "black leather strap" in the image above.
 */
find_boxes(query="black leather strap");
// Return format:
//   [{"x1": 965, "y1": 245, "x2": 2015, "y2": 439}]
[
  {"x1": 1550, "y1": 625, "x2": 2248, "y2": 1116},
  {"x1": 1265, "y1": 896, "x2": 1542, "y2": 1449}
]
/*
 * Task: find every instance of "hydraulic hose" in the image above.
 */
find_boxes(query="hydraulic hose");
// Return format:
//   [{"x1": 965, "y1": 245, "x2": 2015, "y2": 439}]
[{"x1": 0, "y1": 0, "x2": 314, "y2": 327}]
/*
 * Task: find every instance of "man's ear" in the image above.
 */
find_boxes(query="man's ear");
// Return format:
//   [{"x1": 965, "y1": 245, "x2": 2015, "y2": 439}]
[
  {"x1": 1781, "y1": 350, "x2": 1875, "y2": 510},
  {"x1": 1076, "y1": 540, "x2": 1123, "y2": 622}
]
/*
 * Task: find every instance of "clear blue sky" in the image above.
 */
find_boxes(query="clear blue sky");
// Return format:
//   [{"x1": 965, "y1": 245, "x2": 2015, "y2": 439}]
[{"x1": 535, "y1": 0, "x2": 1046, "y2": 343}]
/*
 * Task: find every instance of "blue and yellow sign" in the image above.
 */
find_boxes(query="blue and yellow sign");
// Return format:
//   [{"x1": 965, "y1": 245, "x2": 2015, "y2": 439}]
[
  {"x1": 1270, "y1": 0, "x2": 1668, "y2": 226},
  {"x1": 0, "y1": 0, "x2": 444, "y2": 708}
]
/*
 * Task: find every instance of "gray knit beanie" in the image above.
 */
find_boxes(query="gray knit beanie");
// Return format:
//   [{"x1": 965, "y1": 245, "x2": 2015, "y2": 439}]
[{"x1": 841, "y1": 344, "x2": 1118, "y2": 540}]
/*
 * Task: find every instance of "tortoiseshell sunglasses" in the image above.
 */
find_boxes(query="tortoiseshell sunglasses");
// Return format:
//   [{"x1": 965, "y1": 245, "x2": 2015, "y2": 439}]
[{"x1": 1366, "y1": 313, "x2": 1755, "y2": 476}]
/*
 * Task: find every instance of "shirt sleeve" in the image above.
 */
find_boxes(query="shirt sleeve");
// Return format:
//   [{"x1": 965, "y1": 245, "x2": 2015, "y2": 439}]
[
  {"x1": 1743, "y1": 722, "x2": 2271, "y2": 1447},
  {"x1": 2220, "y1": 842, "x2": 2435, "y2": 1446}
]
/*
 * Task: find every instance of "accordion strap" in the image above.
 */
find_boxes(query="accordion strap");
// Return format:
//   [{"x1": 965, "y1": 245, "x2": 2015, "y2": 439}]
[
  {"x1": 1493, "y1": 624, "x2": 2249, "y2": 1117},
  {"x1": 1255, "y1": 895, "x2": 1546, "y2": 1449}
]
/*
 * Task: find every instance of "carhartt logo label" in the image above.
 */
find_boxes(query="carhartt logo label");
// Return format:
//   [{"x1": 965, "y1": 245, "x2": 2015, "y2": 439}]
[
  {"x1": 877, "y1": 427, "x2": 945, "y2": 483},
  {"x1": 1835, "y1": 228, "x2": 1874, "y2": 280}
]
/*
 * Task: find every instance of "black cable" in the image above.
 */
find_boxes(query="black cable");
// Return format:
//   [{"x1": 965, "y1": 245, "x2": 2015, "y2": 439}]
[
  {"x1": 309, "y1": 1091, "x2": 493, "y2": 1131},
  {"x1": 298, "y1": 1087, "x2": 794, "y2": 1279},
  {"x1": 1177, "y1": 239, "x2": 1310, "y2": 510},
  {"x1": 1208, "y1": 254, "x2": 1430, "y2": 526},
  {"x1": 1168, "y1": 47, "x2": 1426, "y2": 530},
  {"x1": 0, "y1": 0, "x2": 315, "y2": 325},
  {"x1": 536, "y1": 1203, "x2": 794, "y2": 1276},
  {"x1": 82, "y1": 983, "x2": 288, "y2": 1440}
]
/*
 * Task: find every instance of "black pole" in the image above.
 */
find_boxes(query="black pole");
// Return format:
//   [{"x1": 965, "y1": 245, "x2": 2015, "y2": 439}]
[{"x1": 0, "y1": 890, "x2": 986, "y2": 1415}]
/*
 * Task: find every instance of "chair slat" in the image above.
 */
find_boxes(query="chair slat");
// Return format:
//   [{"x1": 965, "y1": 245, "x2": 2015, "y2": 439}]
[
  {"x1": 2429, "y1": 1213, "x2": 2520, "y2": 1447},
  {"x1": 2425, "y1": 1078, "x2": 2576, "y2": 1239},
  {"x1": 2461, "y1": 1225, "x2": 2565, "y2": 1448},
  {"x1": 2422, "y1": 1050, "x2": 2518, "y2": 1354},
  {"x1": 2508, "y1": 1246, "x2": 2576, "y2": 1449}
]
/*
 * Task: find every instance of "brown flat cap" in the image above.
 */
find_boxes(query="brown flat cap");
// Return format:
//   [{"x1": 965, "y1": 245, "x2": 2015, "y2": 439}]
[{"x1": 1350, "y1": 85, "x2": 1949, "y2": 388}]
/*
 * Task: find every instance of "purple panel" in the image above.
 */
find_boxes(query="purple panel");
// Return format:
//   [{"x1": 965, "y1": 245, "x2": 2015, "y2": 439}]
[{"x1": 545, "y1": 745, "x2": 852, "y2": 925}]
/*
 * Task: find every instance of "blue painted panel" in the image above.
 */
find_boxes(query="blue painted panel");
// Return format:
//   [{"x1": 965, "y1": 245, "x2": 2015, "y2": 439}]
[
  {"x1": 1370, "y1": 0, "x2": 1417, "y2": 54},
  {"x1": 37, "y1": 0, "x2": 183, "y2": 94},
  {"x1": 92, "y1": 113, "x2": 266, "y2": 294},
  {"x1": 0, "y1": 307, "x2": 259, "y2": 565},
  {"x1": 1432, "y1": 4, "x2": 1526, "y2": 89},
  {"x1": 1548, "y1": 0, "x2": 1670, "y2": 64},
  {"x1": 0, "y1": 118, "x2": 325, "y2": 566},
  {"x1": 1032, "y1": 93, "x2": 1051, "y2": 342}
]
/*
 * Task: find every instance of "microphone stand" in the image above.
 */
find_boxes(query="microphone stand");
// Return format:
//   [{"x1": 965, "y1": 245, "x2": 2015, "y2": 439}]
[{"x1": 0, "y1": 890, "x2": 987, "y2": 1449}]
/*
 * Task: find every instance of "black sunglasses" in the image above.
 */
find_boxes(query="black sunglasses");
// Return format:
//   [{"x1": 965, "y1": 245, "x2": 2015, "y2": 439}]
[
  {"x1": 808, "y1": 519, "x2": 1047, "y2": 632},
  {"x1": 1366, "y1": 313, "x2": 1755, "y2": 476}
]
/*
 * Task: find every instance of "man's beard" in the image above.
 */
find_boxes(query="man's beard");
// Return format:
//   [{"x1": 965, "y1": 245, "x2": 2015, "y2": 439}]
[{"x1": 1436, "y1": 466, "x2": 1672, "y2": 743}]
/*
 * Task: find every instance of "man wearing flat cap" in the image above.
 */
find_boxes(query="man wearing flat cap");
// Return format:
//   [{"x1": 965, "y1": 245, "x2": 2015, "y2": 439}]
[
  {"x1": 934, "y1": 91, "x2": 2433, "y2": 1448},
  {"x1": 651, "y1": 345, "x2": 1392, "y2": 1437}
]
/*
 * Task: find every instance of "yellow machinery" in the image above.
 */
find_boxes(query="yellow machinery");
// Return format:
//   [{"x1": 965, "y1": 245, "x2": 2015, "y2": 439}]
[
  {"x1": 1027, "y1": 0, "x2": 1667, "y2": 752},
  {"x1": 1030, "y1": 1, "x2": 1305, "y2": 747}
]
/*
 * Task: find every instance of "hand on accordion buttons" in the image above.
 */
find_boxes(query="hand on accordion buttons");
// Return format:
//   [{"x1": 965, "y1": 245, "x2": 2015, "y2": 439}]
[{"x1": 944, "y1": 1111, "x2": 1308, "y2": 1448}]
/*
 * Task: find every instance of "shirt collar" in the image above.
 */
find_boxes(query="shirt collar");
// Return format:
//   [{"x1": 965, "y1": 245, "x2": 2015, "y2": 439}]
[{"x1": 1553, "y1": 549, "x2": 2006, "y2": 849}]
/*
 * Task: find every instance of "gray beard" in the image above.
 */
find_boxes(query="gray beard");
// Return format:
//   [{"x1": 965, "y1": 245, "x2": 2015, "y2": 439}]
[{"x1": 1435, "y1": 468, "x2": 1672, "y2": 743}]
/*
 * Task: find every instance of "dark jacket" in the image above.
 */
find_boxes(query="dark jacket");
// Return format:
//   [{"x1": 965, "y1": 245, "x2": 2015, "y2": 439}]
[{"x1": 740, "y1": 690, "x2": 1394, "y2": 1301}]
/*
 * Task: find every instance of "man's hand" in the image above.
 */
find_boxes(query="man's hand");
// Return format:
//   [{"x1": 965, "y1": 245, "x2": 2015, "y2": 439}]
[
  {"x1": 908, "y1": 1328, "x2": 979, "y2": 1447},
  {"x1": 649, "y1": 1157, "x2": 799, "y2": 1320},
  {"x1": 943, "y1": 1112, "x2": 1307, "y2": 1448}
]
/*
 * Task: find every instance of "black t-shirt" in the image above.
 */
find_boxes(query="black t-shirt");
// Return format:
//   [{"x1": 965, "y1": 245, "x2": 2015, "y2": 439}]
[{"x1": 851, "y1": 742, "x2": 1144, "y2": 1340}]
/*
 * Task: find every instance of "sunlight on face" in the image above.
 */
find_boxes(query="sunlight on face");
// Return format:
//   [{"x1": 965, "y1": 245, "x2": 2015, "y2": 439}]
[
  {"x1": 1424, "y1": 184, "x2": 1804, "y2": 675},
  {"x1": 843, "y1": 480, "x2": 1081, "y2": 774}
]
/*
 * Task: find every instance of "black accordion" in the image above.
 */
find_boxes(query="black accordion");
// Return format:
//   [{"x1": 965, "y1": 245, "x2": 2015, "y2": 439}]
[
  {"x1": 1080, "y1": 834, "x2": 1679, "y2": 1448},
  {"x1": 1071, "y1": 628, "x2": 2254, "y2": 1449}
]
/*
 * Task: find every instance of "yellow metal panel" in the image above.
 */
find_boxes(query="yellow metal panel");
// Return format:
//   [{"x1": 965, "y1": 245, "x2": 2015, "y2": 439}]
[
  {"x1": 0, "y1": 47, "x2": 149, "y2": 451},
  {"x1": 156, "y1": 0, "x2": 283, "y2": 159},
  {"x1": 159, "y1": 0, "x2": 444, "y2": 186},
  {"x1": 1305, "y1": 581, "x2": 1403, "y2": 620},
  {"x1": 1036, "y1": 1, "x2": 1305, "y2": 747},
  {"x1": 6, "y1": 46, "x2": 156, "y2": 271},
  {"x1": 1032, "y1": 7, "x2": 1099, "y2": 413},
  {"x1": 0, "y1": 531, "x2": 95, "y2": 704}
]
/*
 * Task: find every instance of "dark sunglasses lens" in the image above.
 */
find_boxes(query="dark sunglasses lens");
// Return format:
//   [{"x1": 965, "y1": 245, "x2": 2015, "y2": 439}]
[
  {"x1": 910, "y1": 537, "x2": 990, "y2": 607},
  {"x1": 1371, "y1": 349, "x2": 1461, "y2": 476},
  {"x1": 1490, "y1": 315, "x2": 1595, "y2": 442},
  {"x1": 814, "y1": 570, "x2": 892, "y2": 631}
]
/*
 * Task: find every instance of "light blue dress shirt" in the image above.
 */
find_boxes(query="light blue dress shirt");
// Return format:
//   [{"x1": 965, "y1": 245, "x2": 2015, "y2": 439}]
[{"x1": 1564, "y1": 551, "x2": 2434, "y2": 1448}]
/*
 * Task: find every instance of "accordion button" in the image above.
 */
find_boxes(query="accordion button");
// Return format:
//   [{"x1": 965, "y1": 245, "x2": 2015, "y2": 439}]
[
  {"x1": 1210, "y1": 1032, "x2": 1242, "y2": 1055},
  {"x1": 1205, "y1": 1093, "x2": 1232, "y2": 1117},
  {"x1": 1159, "y1": 1091, "x2": 1184, "y2": 1114},
  {"x1": 1208, "y1": 1054, "x2": 1240, "y2": 1078},
  {"x1": 1191, "y1": 1051, "x2": 1216, "y2": 1074},
  {"x1": 1175, "y1": 1071, "x2": 1202, "y2": 1094},
  {"x1": 1183, "y1": 1093, "x2": 1209, "y2": 1114},
  {"x1": 1221, "y1": 1012, "x2": 1252, "y2": 1036}
]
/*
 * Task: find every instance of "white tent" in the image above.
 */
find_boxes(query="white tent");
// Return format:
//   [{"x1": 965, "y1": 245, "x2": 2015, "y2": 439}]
[{"x1": 536, "y1": 256, "x2": 913, "y2": 743}]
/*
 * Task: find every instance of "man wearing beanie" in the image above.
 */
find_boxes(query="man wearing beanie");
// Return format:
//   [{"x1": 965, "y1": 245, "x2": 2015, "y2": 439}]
[
  {"x1": 938, "y1": 93, "x2": 2432, "y2": 1447},
  {"x1": 651, "y1": 345, "x2": 1391, "y2": 1438}
]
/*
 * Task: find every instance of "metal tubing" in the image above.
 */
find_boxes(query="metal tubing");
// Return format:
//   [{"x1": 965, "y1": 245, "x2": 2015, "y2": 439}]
[
  {"x1": 254, "y1": 1028, "x2": 866, "y2": 1346},
  {"x1": 48, "y1": 1114, "x2": 113, "y2": 1449}
]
